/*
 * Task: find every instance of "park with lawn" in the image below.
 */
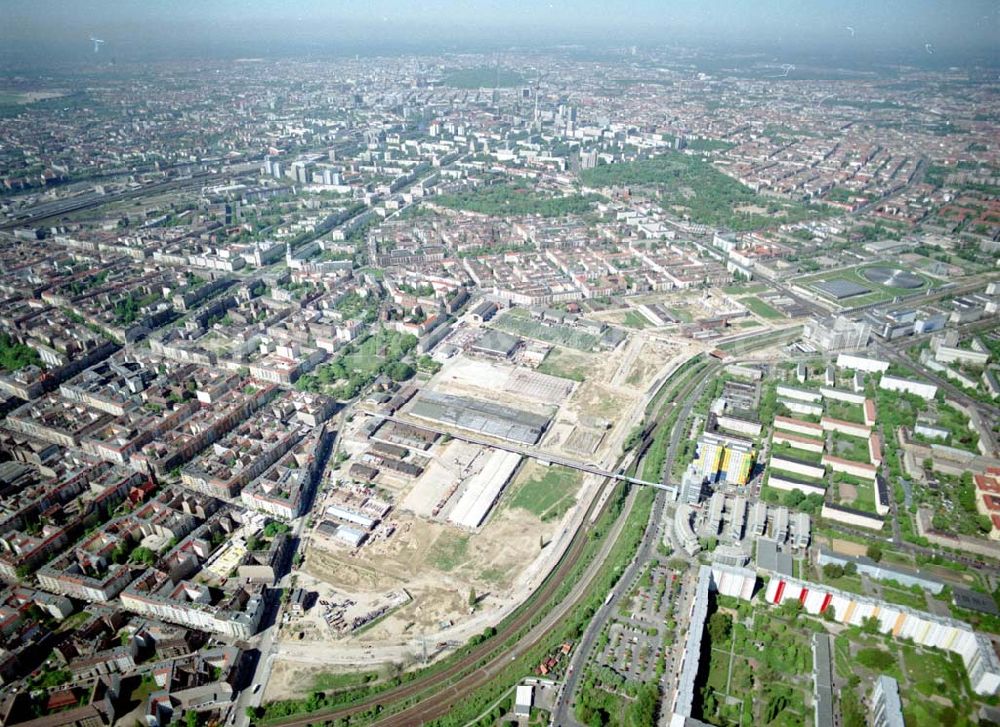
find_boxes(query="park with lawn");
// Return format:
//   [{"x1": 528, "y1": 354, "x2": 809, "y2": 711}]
[
  {"x1": 694, "y1": 600, "x2": 814, "y2": 727},
  {"x1": 833, "y1": 627, "x2": 980, "y2": 727},
  {"x1": 295, "y1": 326, "x2": 417, "y2": 400},
  {"x1": 580, "y1": 154, "x2": 830, "y2": 232},
  {"x1": 434, "y1": 182, "x2": 598, "y2": 218}
]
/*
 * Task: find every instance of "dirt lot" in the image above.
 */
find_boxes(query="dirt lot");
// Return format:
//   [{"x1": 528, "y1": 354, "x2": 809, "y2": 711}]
[
  {"x1": 828, "y1": 537, "x2": 868, "y2": 557},
  {"x1": 264, "y1": 659, "x2": 398, "y2": 701},
  {"x1": 570, "y1": 382, "x2": 631, "y2": 421},
  {"x1": 300, "y1": 484, "x2": 565, "y2": 638},
  {"x1": 283, "y1": 327, "x2": 674, "y2": 657},
  {"x1": 621, "y1": 338, "x2": 683, "y2": 390},
  {"x1": 424, "y1": 347, "x2": 646, "y2": 466},
  {"x1": 838, "y1": 482, "x2": 859, "y2": 505},
  {"x1": 400, "y1": 439, "x2": 490, "y2": 519},
  {"x1": 266, "y1": 661, "x2": 325, "y2": 699}
]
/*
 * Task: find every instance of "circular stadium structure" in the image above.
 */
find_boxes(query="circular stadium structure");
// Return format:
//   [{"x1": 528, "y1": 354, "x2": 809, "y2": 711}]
[{"x1": 860, "y1": 266, "x2": 925, "y2": 289}]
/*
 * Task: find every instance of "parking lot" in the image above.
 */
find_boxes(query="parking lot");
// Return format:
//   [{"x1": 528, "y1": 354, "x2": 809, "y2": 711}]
[{"x1": 593, "y1": 561, "x2": 680, "y2": 683}]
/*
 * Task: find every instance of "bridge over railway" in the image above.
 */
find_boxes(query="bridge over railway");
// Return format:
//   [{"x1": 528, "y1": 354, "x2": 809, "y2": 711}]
[{"x1": 371, "y1": 412, "x2": 679, "y2": 496}]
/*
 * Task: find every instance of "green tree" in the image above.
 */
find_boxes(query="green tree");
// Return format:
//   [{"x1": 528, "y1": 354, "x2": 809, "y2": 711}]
[
  {"x1": 856, "y1": 647, "x2": 894, "y2": 670},
  {"x1": 707, "y1": 612, "x2": 732, "y2": 644},
  {"x1": 625, "y1": 683, "x2": 658, "y2": 727},
  {"x1": 264, "y1": 521, "x2": 291, "y2": 538},
  {"x1": 779, "y1": 600, "x2": 803, "y2": 621},
  {"x1": 386, "y1": 362, "x2": 415, "y2": 382},
  {"x1": 130, "y1": 546, "x2": 155, "y2": 566},
  {"x1": 866, "y1": 544, "x2": 883, "y2": 562},
  {"x1": 0, "y1": 333, "x2": 42, "y2": 373},
  {"x1": 822, "y1": 563, "x2": 845, "y2": 580},
  {"x1": 783, "y1": 489, "x2": 806, "y2": 509},
  {"x1": 111, "y1": 542, "x2": 130, "y2": 564}
]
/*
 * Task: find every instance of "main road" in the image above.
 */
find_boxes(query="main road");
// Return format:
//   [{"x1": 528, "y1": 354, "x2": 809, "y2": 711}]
[
  {"x1": 233, "y1": 417, "x2": 342, "y2": 727},
  {"x1": 551, "y1": 362, "x2": 719, "y2": 725}
]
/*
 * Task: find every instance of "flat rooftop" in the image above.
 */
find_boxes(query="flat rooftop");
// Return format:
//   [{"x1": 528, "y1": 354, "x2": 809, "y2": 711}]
[
  {"x1": 812, "y1": 279, "x2": 871, "y2": 300},
  {"x1": 409, "y1": 391, "x2": 550, "y2": 445}
]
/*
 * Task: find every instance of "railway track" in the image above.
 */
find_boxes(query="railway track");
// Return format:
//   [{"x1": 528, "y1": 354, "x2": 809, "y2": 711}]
[
  {"x1": 264, "y1": 481, "x2": 623, "y2": 726},
  {"x1": 262, "y1": 360, "x2": 719, "y2": 727},
  {"x1": 369, "y1": 365, "x2": 720, "y2": 726}
]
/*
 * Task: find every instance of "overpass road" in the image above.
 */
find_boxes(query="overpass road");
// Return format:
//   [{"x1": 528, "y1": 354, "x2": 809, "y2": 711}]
[{"x1": 374, "y1": 412, "x2": 679, "y2": 494}]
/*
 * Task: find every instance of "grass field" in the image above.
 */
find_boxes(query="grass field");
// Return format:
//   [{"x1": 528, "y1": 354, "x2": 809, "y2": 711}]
[
  {"x1": 816, "y1": 569, "x2": 865, "y2": 596},
  {"x1": 743, "y1": 296, "x2": 785, "y2": 319},
  {"x1": 536, "y1": 346, "x2": 591, "y2": 381},
  {"x1": 428, "y1": 532, "x2": 470, "y2": 572},
  {"x1": 839, "y1": 480, "x2": 878, "y2": 514},
  {"x1": 880, "y1": 585, "x2": 927, "y2": 611},
  {"x1": 311, "y1": 671, "x2": 381, "y2": 693},
  {"x1": 723, "y1": 283, "x2": 769, "y2": 295},
  {"x1": 622, "y1": 310, "x2": 650, "y2": 329},
  {"x1": 771, "y1": 441, "x2": 823, "y2": 465},
  {"x1": 494, "y1": 313, "x2": 601, "y2": 351},
  {"x1": 507, "y1": 465, "x2": 582, "y2": 522},
  {"x1": 768, "y1": 465, "x2": 826, "y2": 485},
  {"x1": 667, "y1": 307, "x2": 693, "y2": 323},
  {"x1": 830, "y1": 432, "x2": 871, "y2": 462},
  {"x1": 825, "y1": 399, "x2": 866, "y2": 425}
]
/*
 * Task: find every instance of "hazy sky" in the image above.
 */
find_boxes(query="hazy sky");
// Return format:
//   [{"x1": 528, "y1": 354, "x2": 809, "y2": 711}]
[{"x1": 1, "y1": 0, "x2": 997, "y2": 65}]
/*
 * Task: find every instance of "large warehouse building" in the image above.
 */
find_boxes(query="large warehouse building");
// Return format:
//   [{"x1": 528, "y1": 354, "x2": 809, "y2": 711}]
[{"x1": 409, "y1": 391, "x2": 552, "y2": 445}]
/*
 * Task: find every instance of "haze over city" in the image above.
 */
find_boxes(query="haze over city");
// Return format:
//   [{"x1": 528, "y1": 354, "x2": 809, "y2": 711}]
[
  {"x1": 1, "y1": 0, "x2": 998, "y2": 65},
  {"x1": 0, "y1": 2, "x2": 997, "y2": 727}
]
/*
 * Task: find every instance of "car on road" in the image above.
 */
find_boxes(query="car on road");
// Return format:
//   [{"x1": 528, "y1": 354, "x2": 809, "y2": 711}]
[{"x1": 252, "y1": 684, "x2": 261, "y2": 694}]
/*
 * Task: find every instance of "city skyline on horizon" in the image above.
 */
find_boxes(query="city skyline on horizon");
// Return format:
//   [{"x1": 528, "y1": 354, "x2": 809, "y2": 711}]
[{"x1": 1, "y1": 0, "x2": 997, "y2": 69}]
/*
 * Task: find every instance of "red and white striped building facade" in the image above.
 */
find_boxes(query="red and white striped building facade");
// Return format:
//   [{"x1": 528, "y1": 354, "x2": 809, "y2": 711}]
[{"x1": 764, "y1": 574, "x2": 1000, "y2": 696}]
